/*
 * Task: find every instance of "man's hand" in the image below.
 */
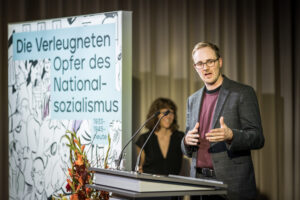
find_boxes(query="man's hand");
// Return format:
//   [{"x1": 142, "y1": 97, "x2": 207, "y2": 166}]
[
  {"x1": 184, "y1": 122, "x2": 200, "y2": 146},
  {"x1": 205, "y1": 116, "x2": 233, "y2": 142}
]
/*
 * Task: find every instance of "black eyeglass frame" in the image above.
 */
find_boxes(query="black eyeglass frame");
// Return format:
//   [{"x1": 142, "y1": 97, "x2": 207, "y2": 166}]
[{"x1": 194, "y1": 56, "x2": 220, "y2": 69}]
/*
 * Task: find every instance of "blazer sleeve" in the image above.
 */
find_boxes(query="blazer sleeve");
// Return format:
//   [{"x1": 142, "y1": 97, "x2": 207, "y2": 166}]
[
  {"x1": 181, "y1": 97, "x2": 194, "y2": 157},
  {"x1": 227, "y1": 86, "x2": 265, "y2": 152}
]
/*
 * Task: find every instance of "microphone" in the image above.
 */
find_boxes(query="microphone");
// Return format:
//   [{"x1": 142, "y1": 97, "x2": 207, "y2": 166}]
[
  {"x1": 134, "y1": 110, "x2": 170, "y2": 172},
  {"x1": 115, "y1": 111, "x2": 161, "y2": 170}
]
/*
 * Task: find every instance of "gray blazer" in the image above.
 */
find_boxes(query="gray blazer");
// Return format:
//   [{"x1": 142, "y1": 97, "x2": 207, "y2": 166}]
[{"x1": 181, "y1": 76, "x2": 265, "y2": 200}]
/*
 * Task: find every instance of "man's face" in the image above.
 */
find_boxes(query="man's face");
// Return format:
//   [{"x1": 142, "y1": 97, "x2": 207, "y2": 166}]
[
  {"x1": 32, "y1": 159, "x2": 45, "y2": 193},
  {"x1": 193, "y1": 47, "x2": 222, "y2": 87},
  {"x1": 60, "y1": 138, "x2": 70, "y2": 165},
  {"x1": 13, "y1": 141, "x2": 23, "y2": 169}
]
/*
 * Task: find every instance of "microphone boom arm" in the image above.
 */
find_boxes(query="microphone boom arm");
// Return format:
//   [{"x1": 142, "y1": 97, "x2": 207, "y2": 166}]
[{"x1": 116, "y1": 111, "x2": 160, "y2": 170}]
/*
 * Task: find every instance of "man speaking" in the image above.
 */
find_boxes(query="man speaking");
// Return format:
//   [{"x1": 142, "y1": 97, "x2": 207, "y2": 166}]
[{"x1": 182, "y1": 42, "x2": 265, "y2": 200}]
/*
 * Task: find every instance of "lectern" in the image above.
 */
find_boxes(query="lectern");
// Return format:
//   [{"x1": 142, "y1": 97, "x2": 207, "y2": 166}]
[{"x1": 88, "y1": 167, "x2": 227, "y2": 199}]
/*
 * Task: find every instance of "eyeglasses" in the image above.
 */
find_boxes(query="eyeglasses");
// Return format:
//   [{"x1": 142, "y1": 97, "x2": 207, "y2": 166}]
[{"x1": 194, "y1": 57, "x2": 219, "y2": 69}]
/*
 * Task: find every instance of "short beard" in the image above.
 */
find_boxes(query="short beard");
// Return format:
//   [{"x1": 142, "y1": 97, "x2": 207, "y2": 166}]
[{"x1": 206, "y1": 71, "x2": 222, "y2": 86}]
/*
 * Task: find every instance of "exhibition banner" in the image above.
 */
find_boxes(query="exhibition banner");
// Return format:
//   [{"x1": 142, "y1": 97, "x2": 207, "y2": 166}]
[{"x1": 8, "y1": 11, "x2": 132, "y2": 199}]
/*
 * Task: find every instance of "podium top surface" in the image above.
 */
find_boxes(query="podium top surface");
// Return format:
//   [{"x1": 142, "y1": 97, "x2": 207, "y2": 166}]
[{"x1": 89, "y1": 167, "x2": 227, "y2": 189}]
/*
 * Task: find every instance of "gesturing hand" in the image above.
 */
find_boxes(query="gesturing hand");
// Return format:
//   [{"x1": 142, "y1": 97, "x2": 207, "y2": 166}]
[
  {"x1": 205, "y1": 116, "x2": 233, "y2": 142},
  {"x1": 184, "y1": 122, "x2": 200, "y2": 146}
]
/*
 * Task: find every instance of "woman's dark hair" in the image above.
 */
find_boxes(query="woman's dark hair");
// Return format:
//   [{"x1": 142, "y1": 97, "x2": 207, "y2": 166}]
[{"x1": 145, "y1": 97, "x2": 179, "y2": 132}]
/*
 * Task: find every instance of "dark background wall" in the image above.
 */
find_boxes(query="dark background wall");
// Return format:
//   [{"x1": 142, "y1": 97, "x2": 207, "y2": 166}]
[{"x1": 1, "y1": 0, "x2": 300, "y2": 199}]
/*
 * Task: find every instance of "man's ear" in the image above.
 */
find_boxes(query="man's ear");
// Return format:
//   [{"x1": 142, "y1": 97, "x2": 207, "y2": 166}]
[{"x1": 219, "y1": 57, "x2": 223, "y2": 68}]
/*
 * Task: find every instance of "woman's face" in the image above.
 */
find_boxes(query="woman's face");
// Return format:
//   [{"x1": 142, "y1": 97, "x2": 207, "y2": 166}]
[{"x1": 158, "y1": 108, "x2": 175, "y2": 129}]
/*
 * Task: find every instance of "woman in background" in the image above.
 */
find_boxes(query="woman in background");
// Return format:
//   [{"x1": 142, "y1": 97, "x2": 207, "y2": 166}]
[{"x1": 135, "y1": 97, "x2": 184, "y2": 175}]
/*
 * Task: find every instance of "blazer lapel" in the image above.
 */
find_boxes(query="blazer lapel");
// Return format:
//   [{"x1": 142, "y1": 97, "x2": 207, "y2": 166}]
[
  {"x1": 211, "y1": 78, "x2": 230, "y2": 129},
  {"x1": 192, "y1": 88, "x2": 204, "y2": 125}
]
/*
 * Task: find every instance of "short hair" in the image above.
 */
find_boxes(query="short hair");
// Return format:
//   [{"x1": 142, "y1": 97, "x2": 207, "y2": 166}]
[
  {"x1": 145, "y1": 98, "x2": 179, "y2": 132},
  {"x1": 192, "y1": 41, "x2": 221, "y2": 58}
]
